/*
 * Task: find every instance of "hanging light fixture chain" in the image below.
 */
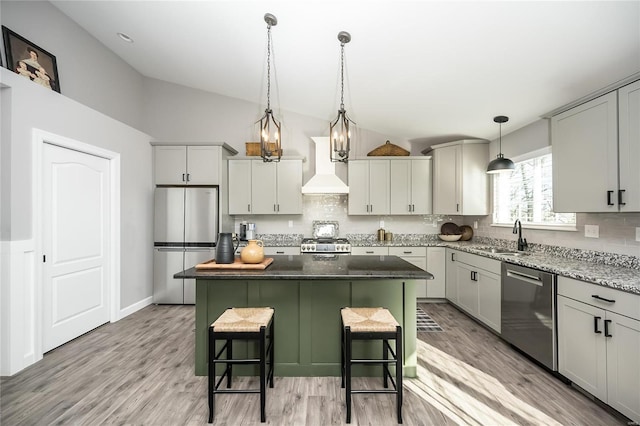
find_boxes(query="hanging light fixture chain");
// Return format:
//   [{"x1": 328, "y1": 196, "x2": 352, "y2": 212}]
[
  {"x1": 266, "y1": 23, "x2": 272, "y2": 111},
  {"x1": 340, "y1": 41, "x2": 345, "y2": 110}
]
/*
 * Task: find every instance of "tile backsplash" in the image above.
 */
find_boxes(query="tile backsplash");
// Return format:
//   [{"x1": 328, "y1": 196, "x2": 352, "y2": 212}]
[
  {"x1": 233, "y1": 194, "x2": 459, "y2": 237},
  {"x1": 466, "y1": 212, "x2": 640, "y2": 257},
  {"x1": 232, "y1": 195, "x2": 640, "y2": 258}
]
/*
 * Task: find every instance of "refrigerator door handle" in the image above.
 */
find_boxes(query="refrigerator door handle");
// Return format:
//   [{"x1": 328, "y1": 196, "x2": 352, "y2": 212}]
[{"x1": 156, "y1": 247, "x2": 184, "y2": 252}]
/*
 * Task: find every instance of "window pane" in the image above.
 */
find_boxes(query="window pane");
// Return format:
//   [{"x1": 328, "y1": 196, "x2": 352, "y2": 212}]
[{"x1": 493, "y1": 153, "x2": 575, "y2": 226}]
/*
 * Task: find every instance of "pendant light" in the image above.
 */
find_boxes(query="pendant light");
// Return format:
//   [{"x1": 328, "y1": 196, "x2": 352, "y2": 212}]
[
  {"x1": 258, "y1": 13, "x2": 281, "y2": 162},
  {"x1": 330, "y1": 31, "x2": 355, "y2": 163},
  {"x1": 487, "y1": 115, "x2": 515, "y2": 174}
]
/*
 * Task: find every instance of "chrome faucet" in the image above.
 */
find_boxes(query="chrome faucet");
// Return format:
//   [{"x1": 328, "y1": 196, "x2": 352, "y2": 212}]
[{"x1": 513, "y1": 219, "x2": 528, "y2": 251}]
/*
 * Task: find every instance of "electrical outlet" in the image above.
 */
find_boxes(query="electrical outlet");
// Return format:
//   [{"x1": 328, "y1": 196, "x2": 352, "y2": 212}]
[
  {"x1": 636, "y1": 227, "x2": 640, "y2": 242},
  {"x1": 380, "y1": 220, "x2": 384, "y2": 228},
  {"x1": 473, "y1": 220, "x2": 478, "y2": 229},
  {"x1": 584, "y1": 224, "x2": 599, "y2": 238},
  {"x1": 288, "y1": 220, "x2": 293, "y2": 228}
]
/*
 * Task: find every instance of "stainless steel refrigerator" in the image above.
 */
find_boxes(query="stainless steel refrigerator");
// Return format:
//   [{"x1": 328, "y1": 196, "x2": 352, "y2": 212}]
[{"x1": 153, "y1": 186, "x2": 218, "y2": 304}]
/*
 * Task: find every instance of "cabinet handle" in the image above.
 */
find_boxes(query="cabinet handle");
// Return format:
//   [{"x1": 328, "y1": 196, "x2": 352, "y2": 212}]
[
  {"x1": 591, "y1": 295, "x2": 615, "y2": 303},
  {"x1": 182, "y1": 173, "x2": 186, "y2": 182},
  {"x1": 607, "y1": 190, "x2": 614, "y2": 206},
  {"x1": 456, "y1": 203, "x2": 459, "y2": 212},
  {"x1": 618, "y1": 189, "x2": 626, "y2": 206},
  {"x1": 276, "y1": 251, "x2": 285, "y2": 254},
  {"x1": 403, "y1": 251, "x2": 412, "y2": 254},
  {"x1": 594, "y1": 316, "x2": 602, "y2": 334},
  {"x1": 370, "y1": 204, "x2": 373, "y2": 213},
  {"x1": 471, "y1": 271, "x2": 477, "y2": 281},
  {"x1": 247, "y1": 204, "x2": 251, "y2": 212},
  {"x1": 366, "y1": 251, "x2": 374, "y2": 254},
  {"x1": 604, "y1": 319, "x2": 612, "y2": 337},
  {"x1": 451, "y1": 253, "x2": 455, "y2": 262},
  {"x1": 408, "y1": 204, "x2": 411, "y2": 212},
  {"x1": 274, "y1": 204, "x2": 277, "y2": 212},
  {"x1": 186, "y1": 173, "x2": 190, "y2": 182}
]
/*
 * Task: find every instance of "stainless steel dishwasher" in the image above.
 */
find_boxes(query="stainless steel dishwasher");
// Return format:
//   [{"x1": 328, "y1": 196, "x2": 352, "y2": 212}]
[{"x1": 501, "y1": 262, "x2": 557, "y2": 371}]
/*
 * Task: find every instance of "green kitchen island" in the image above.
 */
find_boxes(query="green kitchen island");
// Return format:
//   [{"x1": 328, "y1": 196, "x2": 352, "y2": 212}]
[{"x1": 176, "y1": 254, "x2": 432, "y2": 378}]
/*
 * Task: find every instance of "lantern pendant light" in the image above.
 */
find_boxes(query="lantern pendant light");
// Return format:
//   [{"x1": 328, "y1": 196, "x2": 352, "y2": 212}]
[
  {"x1": 330, "y1": 31, "x2": 355, "y2": 163},
  {"x1": 486, "y1": 115, "x2": 515, "y2": 174},
  {"x1": 259, "y1": 13, "x2": 281, "y2": 162}
]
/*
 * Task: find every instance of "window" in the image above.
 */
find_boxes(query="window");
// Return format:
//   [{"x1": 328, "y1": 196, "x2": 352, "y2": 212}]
[{"x1": 493, "y1": 148, "x2": 576, "y2": 228}]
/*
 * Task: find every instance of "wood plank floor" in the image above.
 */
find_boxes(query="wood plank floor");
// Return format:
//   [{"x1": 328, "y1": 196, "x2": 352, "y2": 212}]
[{"x1": 0, "y1": 303, "x2": 630, "y2": 425}]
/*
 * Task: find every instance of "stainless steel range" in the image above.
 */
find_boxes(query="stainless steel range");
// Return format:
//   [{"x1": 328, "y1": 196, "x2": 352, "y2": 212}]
[
  {"x1": 300, "y1": 237, "x2": 351, "y2": 254},
  {"x1": 301, "y1": 220, "x2": 351, "y2": 254}
]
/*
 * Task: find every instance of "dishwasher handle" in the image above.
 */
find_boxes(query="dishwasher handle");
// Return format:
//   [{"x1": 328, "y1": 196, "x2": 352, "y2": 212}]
[{"x1": 506, "y1": 269, "x2": 543, "y2": 287}]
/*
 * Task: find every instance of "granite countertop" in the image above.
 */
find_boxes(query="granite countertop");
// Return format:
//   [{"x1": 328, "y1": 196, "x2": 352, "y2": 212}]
[
  {"x1": 176, "y1": 254, "x2": 434, "y2": 281},
  {"x1": 255, "y1": 233, "x2": 639, "y2": 296}
]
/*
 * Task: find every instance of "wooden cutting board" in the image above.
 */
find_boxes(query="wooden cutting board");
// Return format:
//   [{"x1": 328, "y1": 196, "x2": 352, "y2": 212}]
[{"x1": 195, "y1": 257, "x2": 274, "y2": 270}]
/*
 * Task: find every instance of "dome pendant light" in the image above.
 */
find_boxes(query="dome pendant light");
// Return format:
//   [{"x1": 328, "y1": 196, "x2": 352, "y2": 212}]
[
  {"x1": 487, "y1": 115, "x2": 515, "y2": 174},
  {"x1": 258, "y1": 13, "x2": 282, "y2": 162},
  {"x1": 330, "y1": 31, "x2": 355, "y2": 163}
]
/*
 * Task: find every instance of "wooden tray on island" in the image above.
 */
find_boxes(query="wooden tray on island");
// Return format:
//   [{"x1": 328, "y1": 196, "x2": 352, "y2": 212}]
[{"x1": 196, "y1": 257, "x2": 274, "y2": 270}]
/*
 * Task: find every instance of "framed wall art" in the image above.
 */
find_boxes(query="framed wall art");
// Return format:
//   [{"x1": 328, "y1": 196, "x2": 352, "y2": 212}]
[{"x1": 2, "y1": 25, "x2": 60, "y2": 93}]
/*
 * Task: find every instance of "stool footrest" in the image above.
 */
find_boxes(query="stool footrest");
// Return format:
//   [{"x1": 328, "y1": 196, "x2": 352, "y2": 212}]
[
  {"x1": 213, "y1": 358, "x2": 262, "y2": 364},
  {"x1": 350, "y1": 359, "x2": 397, "y2": 364},
  {"x1": 214, "y1": 389, "x2": 261, "y2": 394},
  {"x1": 351, "y1": 389, "x2": 399, "y2": 394}
]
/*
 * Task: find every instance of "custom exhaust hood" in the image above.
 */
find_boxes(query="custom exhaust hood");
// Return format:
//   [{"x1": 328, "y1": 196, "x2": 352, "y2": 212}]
[{"x1": 301, "y1": 137, "x2": 349, "y2": 194}]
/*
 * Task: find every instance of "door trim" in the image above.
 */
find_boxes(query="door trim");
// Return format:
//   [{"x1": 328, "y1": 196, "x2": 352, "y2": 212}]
[{"x1": 32, "y1": 128, "x2": 121, "y2": 359}]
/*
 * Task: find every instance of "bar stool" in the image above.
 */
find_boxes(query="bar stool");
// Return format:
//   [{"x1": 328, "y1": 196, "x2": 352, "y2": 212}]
[
  {"x1": 341, "y1": 307, "x2": 403, "y2": 424},
  {"x1": 208, "y1": 307, "x2": 275, "y2": 423}
]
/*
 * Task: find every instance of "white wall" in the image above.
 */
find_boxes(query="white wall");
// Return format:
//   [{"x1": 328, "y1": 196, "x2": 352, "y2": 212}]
[
  {"x1": 476, "y1": 118, "x2": 640, "y2": 257},
  {"x1": 0, "y1": 69, "x2": 154, "y2": 375},
  {"x1": 0, "y1": 0, "x2": 144, "y2": 130},
  {"x1": 140, "y1": 77, "x2": 407, "y2": 186}
]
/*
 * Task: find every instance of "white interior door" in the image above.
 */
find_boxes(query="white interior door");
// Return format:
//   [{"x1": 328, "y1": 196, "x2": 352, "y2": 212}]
[{"x1": 42, "y1": 143, "x2": 111, "y2": 352}]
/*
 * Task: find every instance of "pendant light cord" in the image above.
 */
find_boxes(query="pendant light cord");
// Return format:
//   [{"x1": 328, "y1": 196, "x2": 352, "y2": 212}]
[
  {"x1": 266, "y1": 23, "x2": 272, "y2": 111},
  {"x1": 340, "y1": 41, "x2": 345, "y2": 111}
]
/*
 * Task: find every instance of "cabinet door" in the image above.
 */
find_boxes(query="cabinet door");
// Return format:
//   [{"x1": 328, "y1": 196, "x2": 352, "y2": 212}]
[
  {"x1": 348, "y1": 160, "x2": 370, "y2": 215},
  {"x1": 445, "y1": 249, "x2": 458, "y2": 303},
  {"x1": 186, "y1": 146, "x2": 220, "y2": 185},
  {"x1": 251, "y1": 161, "x2": 278, "y2": 214},
  {"x1": 552, "y1": 91, "x2": 618, "y2": 212},
  {"x1": 390, "y1": 247, "x2": 427, "y2": 298},
  {"x1": 276, "y1": 160, "x2": 302, "y2": 214},
  {"x1": 426, "y1": 247, "x2": 445, "y2": 298},
  {"x1": 351, "y1": 247, "x2": 389, "y2": 256},
  {"x1": 390, "y1": 159, "x2": 412, "y2": 215},
  {"x1": 411, "y1": 159, "x2": 432, "y2": 214},
  {"x1": 263, "y1": 247, "x2": 300, "y2": 255},
  {"x1": 228, "y1": 160, "x2": 252, "y2": 215},
  {"x1": 155, "y1": 146, "x2": 187, "y2": 185},
  {"x1": 460, "y1": 143, "x2": 488, "y2": 215},
  {"x1": 455, "y1": 262, "x2": 478, "y2": 316},
  {"x1": 433, "y1": 145, "x2": 460, "y2": 215},
  {"x1": 557, "y1": 295, "x2": 607, "y2": 401},
  {"x1": 477, "y1": 270, "x2": 501, "y2": 333},
  {"x1": 368, "y1": 160, "x2": 390, "y2": 215},
  {"x1": 618, "y1": 80, "x2": 640, "y2": 212},
  {"x1": 606, "y1": 311, "x2": 640, "y2": 423}
]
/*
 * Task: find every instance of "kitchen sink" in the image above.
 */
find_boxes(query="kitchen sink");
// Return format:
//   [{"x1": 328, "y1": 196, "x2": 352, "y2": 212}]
[{"x1": 475, "y1": 247, "x2": 529, "y2": 256}]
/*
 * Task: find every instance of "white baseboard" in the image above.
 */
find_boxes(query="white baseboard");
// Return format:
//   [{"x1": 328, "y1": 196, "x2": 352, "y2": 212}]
[{"x1": 119, "y1": 296, "x2": 153, "y2": 319}]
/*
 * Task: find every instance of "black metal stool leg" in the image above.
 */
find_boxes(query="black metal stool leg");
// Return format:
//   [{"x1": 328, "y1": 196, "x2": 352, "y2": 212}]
[
  {"x1": 345, "y1": 326, "x2": 352, "y2": 424},
  {"x1": 226, "y1": 339, "x2": 233, "y2": 388},
  {"x1": 383, "y1": 338, "x2": 389, "y2": 388},
  {"x1": 269, "y1": 314, "x2": 275, "y2": 388},
  {"x1": 340, "y1": 319, "x2": 345, "y2": 389},
  {"x1": 208, "y1": 328, "x2": 215, "y2": 423},
  {"x1": 260, "y1": 326, "x2": 267, "y2": 423},
  {"x1": 396, "y1": 326, "x2": 403, "y2": 424}
]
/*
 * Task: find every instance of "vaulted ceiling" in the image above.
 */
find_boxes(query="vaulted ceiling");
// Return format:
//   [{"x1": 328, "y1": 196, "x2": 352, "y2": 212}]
[{"x1": 51, "y1": 1, "x2": 640, "y2": 143}]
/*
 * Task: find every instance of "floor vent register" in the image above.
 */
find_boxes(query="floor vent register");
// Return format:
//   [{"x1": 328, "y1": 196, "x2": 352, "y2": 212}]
[{"x1": 416, "y1": 307, "x2": 444, "y2": 332}]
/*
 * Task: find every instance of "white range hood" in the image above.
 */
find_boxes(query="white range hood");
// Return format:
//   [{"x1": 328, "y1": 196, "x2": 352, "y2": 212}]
[{"x1": 301, "y1": 137, "x2": 349, "y2": 194}]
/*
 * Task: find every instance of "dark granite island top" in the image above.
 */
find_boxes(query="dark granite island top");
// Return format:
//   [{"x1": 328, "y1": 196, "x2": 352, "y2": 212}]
[
  {"x1": 177, "y1": 254, "x2": 433, "y2": 280},
  {"x1": 178, "y1": 255, "x2": 433, "y2": 378}
]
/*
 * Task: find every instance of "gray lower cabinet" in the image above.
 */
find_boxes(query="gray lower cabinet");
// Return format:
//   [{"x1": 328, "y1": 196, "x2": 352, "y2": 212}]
[
  {"x1": 557, "y1": 276, "x2": 640, "y2": 424},
  {"x1": 445, "y1": 249, "x2": 501, "y2": 333}
]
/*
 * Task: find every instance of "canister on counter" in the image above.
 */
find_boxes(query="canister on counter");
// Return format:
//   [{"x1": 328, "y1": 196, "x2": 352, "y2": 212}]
[
  {"x1": 377, "y1": 228, "x2": 386, "y2": 241},
  {"x1": 384, "y1": 232, "x2": 393, "y2": 241}
]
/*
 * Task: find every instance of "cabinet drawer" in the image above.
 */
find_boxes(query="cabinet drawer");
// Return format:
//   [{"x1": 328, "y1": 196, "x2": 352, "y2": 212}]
[
  {"x1": 264, "y1": 247, "x2": 299, "y2": 256},
  {"x1": 454, "y1": 250, "x2": 501, "y2": 275},
  {"x1": 389, "y1": 247, "x2": 426, "y2": 257},
  {"x1": 558, "y1": 276, "x2": 640, "y2": 320},
  {"x1": 352, "y1": 247, "x2": 389, "y2": 255}
]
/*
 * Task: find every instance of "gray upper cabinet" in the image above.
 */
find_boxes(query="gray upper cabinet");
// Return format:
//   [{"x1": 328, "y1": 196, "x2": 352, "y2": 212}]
[
  {"x1": 228, "y1": 159, "x2": 303, "y2": 215},
  {"x1": 154, "y1": 145, "x2": 222, "y2": 185},
  {"x1": 348, "y1": 159, "x2": 390, "y2": 215},
  {"x1": 552, "y1": 80, "x2": 639, "y2": 213},
  {"x1": 430, "y1": 140, "x2": 489, "y2": 215},
  {"x1": 389, "y1": 158, "x2": 432, "y2": 215}
]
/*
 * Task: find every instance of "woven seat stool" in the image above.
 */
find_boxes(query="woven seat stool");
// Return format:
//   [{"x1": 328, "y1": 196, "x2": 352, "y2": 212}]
[
  {"x1": 208, "y1": 307, "x2": 274, "y2": 423},
  {"x1": 341, "y1": 307, "x2": 403, "y2": 424}
]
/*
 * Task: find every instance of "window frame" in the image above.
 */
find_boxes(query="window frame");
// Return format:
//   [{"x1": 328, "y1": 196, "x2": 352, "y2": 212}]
[{"x1": 490, "y1": 147, "x2": 577, "y2": 231}]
